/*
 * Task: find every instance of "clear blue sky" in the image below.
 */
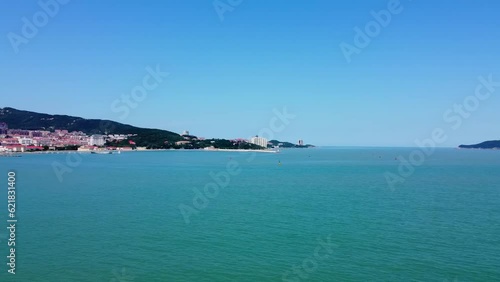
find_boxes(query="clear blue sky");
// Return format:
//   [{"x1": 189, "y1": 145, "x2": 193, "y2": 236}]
[{"x1": 1, "y1": 0, "x2": 500, "y2": 146}]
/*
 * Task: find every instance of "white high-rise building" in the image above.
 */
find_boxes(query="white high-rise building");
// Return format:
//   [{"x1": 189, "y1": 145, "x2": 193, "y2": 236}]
[
  {"x1": 250, "y1": 136, "x2": 268, "y2": 148},
  {"x1": 89, "y1": 135, "x2": 106, "y2": 146}
]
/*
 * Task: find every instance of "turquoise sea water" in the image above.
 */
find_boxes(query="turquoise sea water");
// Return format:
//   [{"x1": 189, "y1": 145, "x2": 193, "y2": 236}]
[{"x1": 0, "y1": 148, "x2": 499, "y2": 281}]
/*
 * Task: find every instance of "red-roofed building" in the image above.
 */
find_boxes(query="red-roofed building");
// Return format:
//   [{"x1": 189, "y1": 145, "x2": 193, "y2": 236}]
[{"x1": 0, "y1": 138, "x2": 20, "y2": 145}]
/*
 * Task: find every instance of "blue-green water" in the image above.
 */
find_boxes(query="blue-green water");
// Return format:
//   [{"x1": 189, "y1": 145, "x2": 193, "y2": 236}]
[{"x1": 0, "y1": 148, "x2": 499, "y2": 281}]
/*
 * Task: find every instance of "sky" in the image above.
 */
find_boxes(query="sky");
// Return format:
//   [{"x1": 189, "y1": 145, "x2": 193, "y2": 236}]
[{"x1": 1, "y1": 0, "x2": 500, "y2": 146}]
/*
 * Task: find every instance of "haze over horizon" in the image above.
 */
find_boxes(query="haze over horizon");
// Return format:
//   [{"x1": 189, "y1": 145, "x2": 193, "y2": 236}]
[{"x1": 1, "y1": 0, "x2": 500, "y2": 146}]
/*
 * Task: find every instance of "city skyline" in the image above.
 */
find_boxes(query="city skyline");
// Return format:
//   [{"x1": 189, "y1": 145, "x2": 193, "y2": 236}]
[{"x1": 1, "y1": 1, "x2": 500, "y2": 146}]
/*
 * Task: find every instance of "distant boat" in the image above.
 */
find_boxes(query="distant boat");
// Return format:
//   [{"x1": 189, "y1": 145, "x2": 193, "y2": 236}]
[{"x1": 91, "y1": 151, "x2": 112, "y2": 155}]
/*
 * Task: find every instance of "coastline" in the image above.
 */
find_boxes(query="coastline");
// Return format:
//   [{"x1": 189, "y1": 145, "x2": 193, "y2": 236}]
[
  {"x1": 198, "y1": 148, "x2": 278, "y2": 153},
  {"x1": 2, "y1": 148, "x2": 280, "y2": 155}
]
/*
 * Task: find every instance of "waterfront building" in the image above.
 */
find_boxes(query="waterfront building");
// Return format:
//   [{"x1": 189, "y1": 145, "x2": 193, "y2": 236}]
[
  {"x1": 18, "y1": 137, "x2": 33, "y2": 145},
  {"x1": 89, "y1": 135, "x2": 106, "y2": 146},
  {"x1": 250, "y1": 136, "x2": 268, "y2": 148}
]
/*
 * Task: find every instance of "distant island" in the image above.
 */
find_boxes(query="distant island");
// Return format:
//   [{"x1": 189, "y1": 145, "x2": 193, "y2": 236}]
[
  {"x1": 459, "y1": 140, "x2": 500, "y2": 150},
  {"x1": 0, "y1": 107, "x2": 314, "y2": 152}
]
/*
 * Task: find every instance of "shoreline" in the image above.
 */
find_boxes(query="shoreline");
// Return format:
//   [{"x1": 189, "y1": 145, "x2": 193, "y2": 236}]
[
  {"x1": 1, "y1": 148, "x2": 280, "y2": 155},
  {"x1": 198, "y1": 148, "x2": 278, "y2": 153}
]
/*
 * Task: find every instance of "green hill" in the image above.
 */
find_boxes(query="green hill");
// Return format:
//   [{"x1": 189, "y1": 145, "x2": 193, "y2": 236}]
[
  {"x1": 0, "y1": 107, "x2": 182, "y2": 148},
  {"x1": 459, "y1": 140, "x2": 500, "y2": 149}
]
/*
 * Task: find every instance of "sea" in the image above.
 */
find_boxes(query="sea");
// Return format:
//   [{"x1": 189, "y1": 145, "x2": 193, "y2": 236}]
[{"x1": 0, "y1": 147, "x2": 499, "y2": 282}]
